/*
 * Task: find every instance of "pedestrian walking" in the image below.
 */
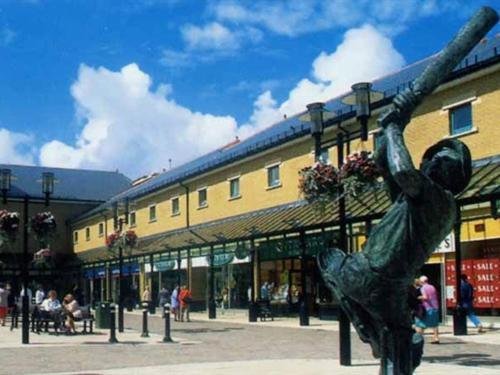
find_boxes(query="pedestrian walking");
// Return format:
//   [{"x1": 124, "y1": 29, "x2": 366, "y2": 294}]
[
  {"x1": 179, "y1": 285, "x2": 192, "y2": 322},
  {"x1": 408, "y1": 278, "x2": 425, "y2": 322},
  {"x1": 460, "y1": 274, "x2": 484, "y2": 333},
  {"x1": 0, "y1": 283, "x2": 9, "y2": 326},
  {"x1": 171, "y1": 285, "x2": 180, "y2": 321},
  {"x1": 158, "y1": 285, "x2": 170, "y2": 308},
  {"x1": 142, "y1": 286, "x2": 152, "y2": 310},
  {"x1": 415, "y1": 275, "x2": 440, "y2": 344}
]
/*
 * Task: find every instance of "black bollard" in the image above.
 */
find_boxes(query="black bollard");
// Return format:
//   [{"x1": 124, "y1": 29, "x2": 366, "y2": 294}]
[
  {"x1": 141, "y1": 302, "x2": 149, "y2": 338},
  {"x1": 108, "y1": 304, "x2": 118, "y2": 344},
  {"x1": 162, "y1": 303, "x2": 174, "y2": 343}
]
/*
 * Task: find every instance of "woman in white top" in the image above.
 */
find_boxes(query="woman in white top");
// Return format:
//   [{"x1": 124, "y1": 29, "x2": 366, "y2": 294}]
[{"x1": 63, "y1": 294, "x2": 82, "y2": 333}]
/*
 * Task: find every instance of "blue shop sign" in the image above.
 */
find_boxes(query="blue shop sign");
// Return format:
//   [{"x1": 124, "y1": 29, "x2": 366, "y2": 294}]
[
  {"x1": 84, "y1": 269, "x2": 95, "y2": 279},
  {"x1": 95, "y1": 267, "x2": 106, "y2": 278},
  {"x1": 111, "y1": 263, "x2": 140, "y2": 276}
]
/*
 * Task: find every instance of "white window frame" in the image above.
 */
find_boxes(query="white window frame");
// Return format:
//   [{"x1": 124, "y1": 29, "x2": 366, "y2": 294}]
[
  {"x1": 98, "y1": 222, "x2": 104, "y2": 237},
  {"x1": 85, "y1": 227, "x2": 90, "y2": 242},
  {"x1": 148, "y1": 204, "x2": 157, "y2": 223},
  {"x1": 171, "y1": 196, "x2": 180, "y2": 216},
  {"x1": 197, "y1": 187, "x2": 208, "y2": 209},
  {"x1": 266, "y1": 161, "x2": 282, "y2": 189},
  {"x1": 129, "y1": 211, "x2": 137, "y2": 227},
  {"x1": 74, "y1": 231, "x2": 79, "y2": 244},
  {"x1": 228, "y1": 175, "x2": 241, "y2": 200},
  {"x1": 442, "y1": 96, "x2": 478, "y2": 139}
]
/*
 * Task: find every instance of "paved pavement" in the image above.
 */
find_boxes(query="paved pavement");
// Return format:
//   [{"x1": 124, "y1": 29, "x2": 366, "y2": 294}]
[
  {"x1": 37, "y1": 359, "x2": 500, "y2": 375},
  {"x1": 0, "y1": 310, "x2": 498, "y2": 375}
]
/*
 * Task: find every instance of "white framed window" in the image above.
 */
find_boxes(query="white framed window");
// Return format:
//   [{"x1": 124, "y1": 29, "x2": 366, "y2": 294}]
[
  {"x1": 198, "y1": 187, "x2": 208, "y2": 208},
  {"x1": 449, "y1": 103, "x2": 473, "y2": 136},
  {"x1": 228, "y1": 176, "x2": 240, "y2": 199},
  {"x1": 266, "y1": 163, "x2": 281, "y2": 188},
  {"x1": 171, "y1": 197, "x2": 180, "y2": 216},
  {"x1": 85, "y1": 227, "x2": 90, "y2": 241},
  {"x1": 74, "y1": 231, "x2": 78, "y2": 244},
  {"x1": 98, "y1": 223, "x2": 104, "y2": 237},
  {"x1": 129, "y1": 211, "x2": 136, "y2": 227},
  {"x1": 149, "y1": 205, "x2": 157, "y2": 222}
]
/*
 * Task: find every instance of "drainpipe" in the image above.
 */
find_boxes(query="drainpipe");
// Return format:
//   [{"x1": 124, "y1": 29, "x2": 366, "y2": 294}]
[{"x1": 179, "y1": 181, "x2": 190, "y2": 229}]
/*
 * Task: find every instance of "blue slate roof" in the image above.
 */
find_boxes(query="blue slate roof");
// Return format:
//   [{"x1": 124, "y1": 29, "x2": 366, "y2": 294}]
[
  {"x1": 74, "y1": 36, "x2": 500, "y2": 222},
  {"x1": 0, "y1": 164, "x2": 131, "y2": 202}
]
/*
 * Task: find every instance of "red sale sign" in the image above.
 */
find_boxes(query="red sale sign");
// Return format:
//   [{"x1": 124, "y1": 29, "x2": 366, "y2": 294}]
[{"x1": 445, "y1": 258, "x2": 500, "y2": 308}]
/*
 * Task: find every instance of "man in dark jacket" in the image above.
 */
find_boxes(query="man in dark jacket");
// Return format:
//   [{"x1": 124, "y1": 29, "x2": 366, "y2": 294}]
[{"x1": 460, "y1": 274, "x2": 484, "y2": 333}]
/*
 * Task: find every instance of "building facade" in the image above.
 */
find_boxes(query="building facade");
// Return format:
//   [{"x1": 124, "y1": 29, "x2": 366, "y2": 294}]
[
  {"x1": 0, "y1": 165, "x2": 130, "y2": 295},
  {"x1": 70, "y1": 37, "x2": 500, "y2": 318}
]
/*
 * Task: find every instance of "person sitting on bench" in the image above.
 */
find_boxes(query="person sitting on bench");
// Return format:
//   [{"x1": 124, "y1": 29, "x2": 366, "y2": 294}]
[
  {"x1": 62, "y1": 294, "x2": 82, "y2": 334},
  {"x1": 39, "y1": 290, "x2": 63, "y2": 330}
]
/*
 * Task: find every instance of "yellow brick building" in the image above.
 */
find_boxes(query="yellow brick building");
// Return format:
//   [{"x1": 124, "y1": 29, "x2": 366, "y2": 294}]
[{"x1": 72, "y1": 37, "x2": 500, "y2": 317}]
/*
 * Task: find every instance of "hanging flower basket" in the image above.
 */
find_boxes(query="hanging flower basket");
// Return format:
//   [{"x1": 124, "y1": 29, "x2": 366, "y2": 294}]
[
  {"x1": 340, "y1": 151, "x2": 382, "y2": 197},
  {"x1": 122, "y1": 230, "x2": 138, "y2": 248},
  {"x1": 0, "y1": 210, "x2": 20, "y2": 243},
  {"x1": 106, "y1": 231, "x2": 121, "y2": 249},
  {"x1": 29, "y1": 212, "x2": 56, "y2": 243},
  {"x1": 32, "y1": 248, "x2": 55, "y2": 269},
  {"x1": 106, "y1": 230, "x2": 138, "y2": 250},
  {"x1": 298, "y1": 162, "x2": 340, "y2": 205}
]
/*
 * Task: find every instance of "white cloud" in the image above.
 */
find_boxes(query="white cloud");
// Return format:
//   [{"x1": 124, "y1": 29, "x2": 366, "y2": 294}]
[
  {"x1": 39, "y1": 24, "x2": 405, "y2": 178},
  {"x1": 159, "y1": 49, "x2": 191, "y2": 68},
  {"x1": 244, "y1": 24, "x2": 405, "y2": 126},
  {"x1": 181, "y1": 22, "x2": 239, "y2": 51},
  {"x1": 39, "y1": 63, "x2": 240, "y2": 177},
  {"x1": 0, "y1": 27, "x2": 15, "y2": 47},
  {"x1": 237, "y1": 91, "x2": 283, "y2": 139},
  {"x1": 211, "y1": 0, "x2": 466, "y2": 37},
  {"x1": 0, "y1": 129, "x2": 35, "y2": 165}
]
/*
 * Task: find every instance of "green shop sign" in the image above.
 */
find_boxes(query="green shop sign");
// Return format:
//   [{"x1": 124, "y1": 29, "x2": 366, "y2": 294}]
[
  {"x1": 234, "y1": 243, "x2": 249, "y2": 259},
  {"x1": 155, "y1": 260, "x2": 176, "y2": 271},
  {"x1": 206, "y1": 253, "x2": 234, "y2": 266}
]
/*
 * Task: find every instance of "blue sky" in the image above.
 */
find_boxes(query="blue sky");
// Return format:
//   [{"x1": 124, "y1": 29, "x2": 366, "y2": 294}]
[{"x1": 0, "y1": 0, "x2": 498, "y2": 177}]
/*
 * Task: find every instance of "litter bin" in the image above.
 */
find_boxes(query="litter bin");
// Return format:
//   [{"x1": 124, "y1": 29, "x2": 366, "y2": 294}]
[{"x1": 95, "y1": 302, "x2": 111, "y2": 329}]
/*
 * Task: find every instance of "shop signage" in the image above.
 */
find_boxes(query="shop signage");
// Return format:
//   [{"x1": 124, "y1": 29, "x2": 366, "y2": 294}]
[
  {"x1": 445, "y1": 259, "x2": 500, "y2": 308},
  {"x1": 434, "y1": 233, "x2": 454, "y2": 253},
  {"x1": 111, "y1": 263, "x2": 140, "y2": 276},
  {"x1": 207, "y1": 253, "x2": 234, "y2": 266},
  {"x1": 235, "y1": 243, "x2": 249, "y2": 259},
  {"x1": 155, "y1": 260, "x2": 176, "y2": 271}
]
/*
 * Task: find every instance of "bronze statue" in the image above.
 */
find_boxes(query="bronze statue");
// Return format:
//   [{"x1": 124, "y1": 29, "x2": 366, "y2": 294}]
[{"x1": 318, "y1": 7, "x2": 498, "y2": 375}]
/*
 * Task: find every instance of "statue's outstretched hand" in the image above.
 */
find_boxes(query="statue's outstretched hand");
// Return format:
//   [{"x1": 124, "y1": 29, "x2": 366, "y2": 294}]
[{"x1": 378, "y1": 88, "x2": 420, "y2": 132}]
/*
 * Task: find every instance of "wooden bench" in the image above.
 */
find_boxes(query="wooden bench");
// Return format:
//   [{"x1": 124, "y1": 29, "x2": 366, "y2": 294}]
[{"x1": 74, "y1": 305, "x2": 95, "y2": 334}]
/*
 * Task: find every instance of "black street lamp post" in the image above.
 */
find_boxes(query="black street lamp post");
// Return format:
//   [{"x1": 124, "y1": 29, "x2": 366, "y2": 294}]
[
  {"x1": 453, "y1": 206, "x2": 467, "y2": 335},
  {"x1": 248, "y1": 240, "x2": 258, "y2": 322},
  {"x1": 299, "y1": 231, "x2": 309, "y2": 326},
  {"x1": 208, "y1": 246, "x2": 216, "y2": 319},
  {"x1": 336, "y1": 132, "x2": 351, "y2": 365},
  {"x1": 342, "y1": 82, "x2": 383, "y2": 142},
  {"x1": 12, "y1": 172, "x2": 55, "y2": 344},
  {"x1": 302, "y1": 102, "x2": 351, "y2": 363},
  {"x1": 1, "y1": 169, "x2": 12, "y2": 204}
]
